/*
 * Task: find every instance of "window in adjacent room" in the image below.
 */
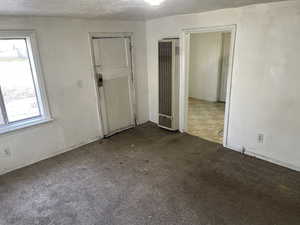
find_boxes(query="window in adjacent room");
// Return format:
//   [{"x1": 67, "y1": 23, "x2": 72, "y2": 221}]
[{"x1": 0, "y1": 31, "x2": 51, "y2": 134}]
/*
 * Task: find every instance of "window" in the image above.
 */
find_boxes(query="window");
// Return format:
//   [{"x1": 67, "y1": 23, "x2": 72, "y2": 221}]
[{"x1": 0, "y1": 31, "x2": 51, "y2": 134}]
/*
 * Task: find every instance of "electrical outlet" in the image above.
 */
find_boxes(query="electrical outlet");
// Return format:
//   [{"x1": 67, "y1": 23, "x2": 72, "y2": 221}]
[
  {"x1": 4, "y1": 148, "x2": 11, "y2": 156},
  {"x1": 0, "y1": 147, "x2": 11, "y2": 157},
  {"x1": 258, "y1": 134, "x2": 264, "y2": 144}
]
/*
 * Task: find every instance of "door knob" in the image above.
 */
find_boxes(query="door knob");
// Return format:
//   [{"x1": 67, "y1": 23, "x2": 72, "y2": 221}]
[{"x1": 97, "y1": 74, "x2": 103, "y2": 87}]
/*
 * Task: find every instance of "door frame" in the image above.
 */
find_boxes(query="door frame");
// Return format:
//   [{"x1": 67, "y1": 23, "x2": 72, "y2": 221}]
[
  {"x1": 89, "y1": 32, "x2": 137, "y2": 138},
  {"x1": 180, "y1": 25, "x2": 237, "y2": 147}
]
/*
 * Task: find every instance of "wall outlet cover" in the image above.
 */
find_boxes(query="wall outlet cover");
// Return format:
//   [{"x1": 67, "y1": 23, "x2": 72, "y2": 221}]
[{"x1": 258, "y1": 134, "x2": 264, "y2": 144}]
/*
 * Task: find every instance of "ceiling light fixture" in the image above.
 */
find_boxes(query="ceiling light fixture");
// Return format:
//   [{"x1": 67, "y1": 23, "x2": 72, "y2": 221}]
[{"x1": 144, "y1": 0, "x2": 165, "y2": 6}]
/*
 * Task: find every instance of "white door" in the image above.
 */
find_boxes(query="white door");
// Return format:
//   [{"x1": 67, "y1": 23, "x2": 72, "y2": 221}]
[{"x1": 92, "y1": 36, "x2": 135, "y2": 136}]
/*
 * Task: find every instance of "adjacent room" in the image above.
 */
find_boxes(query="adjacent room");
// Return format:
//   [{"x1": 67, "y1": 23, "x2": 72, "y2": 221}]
[
  {"x1": 0, "y1": 0, "x2": 300, "y2": 225},
  {"x1": 187, "y1": 31, "x2": 231, "y2": 144}
]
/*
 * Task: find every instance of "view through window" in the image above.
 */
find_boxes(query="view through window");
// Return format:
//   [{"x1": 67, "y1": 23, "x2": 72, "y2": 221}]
[{"x1": 0, "y1": 38, "x2": 41, "y2": 125}]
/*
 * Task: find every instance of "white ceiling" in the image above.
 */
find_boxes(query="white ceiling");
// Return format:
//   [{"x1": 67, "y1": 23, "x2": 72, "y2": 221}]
[{"x1": 0, "y1": 0, "x2": 286, "y2": 20}]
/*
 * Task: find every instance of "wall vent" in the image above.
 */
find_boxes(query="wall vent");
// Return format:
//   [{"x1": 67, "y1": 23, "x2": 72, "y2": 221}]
[{"x1": 158, "y1": 39, "x2": 179, "y2": 130}]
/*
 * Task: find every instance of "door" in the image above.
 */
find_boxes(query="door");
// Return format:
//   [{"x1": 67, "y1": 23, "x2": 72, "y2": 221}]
[{"x1": 92, "y1": 36, "x2": 135, "y2": 137}]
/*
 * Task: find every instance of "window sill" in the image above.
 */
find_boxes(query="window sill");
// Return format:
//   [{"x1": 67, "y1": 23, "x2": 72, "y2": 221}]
[{"x1": 0, "y1": 117, "x2": 53, "y2": 135}]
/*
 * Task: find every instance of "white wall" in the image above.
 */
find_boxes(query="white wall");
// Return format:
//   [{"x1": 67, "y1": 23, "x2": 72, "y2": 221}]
[
  {"x1": 189, "y1": 32, "x2": 222, "y2": 102},
  {"x1": 219, "y1": 32, "x2": 231, "y2": 102},
  {"x1": 146, "y1": 0, "x2": 300, "y2": 171},
  {"x1": 0, "y1": 16, "x2": 148, "y2": 174}
]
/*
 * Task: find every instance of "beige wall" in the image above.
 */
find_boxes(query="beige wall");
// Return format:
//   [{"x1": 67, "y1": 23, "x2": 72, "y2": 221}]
[{"x1": 189, "y1": 32, "x2": 222, "y2": 102}]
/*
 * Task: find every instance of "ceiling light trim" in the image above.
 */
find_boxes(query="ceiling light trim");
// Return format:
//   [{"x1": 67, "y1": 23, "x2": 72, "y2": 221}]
[{"x1": 143, "y1": 0, "x2": 165, "y2": 6}]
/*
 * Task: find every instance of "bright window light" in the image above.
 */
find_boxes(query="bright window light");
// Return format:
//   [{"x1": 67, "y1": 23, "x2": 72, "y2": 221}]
[
  {"x1": 144, "y1": 0, "x2": 165, "y2": 6},
  {"x1": 0, "y1": 31, "x2": 51, "y2": 134},
  {"x1": 0, "y1": 39, "x2": 41, "y2": 122}
]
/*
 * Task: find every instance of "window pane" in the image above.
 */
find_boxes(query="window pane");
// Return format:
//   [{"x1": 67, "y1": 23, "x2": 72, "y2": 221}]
[
  {"x1": 0, "y1": 110, "x2": 4, "y2": 125},
  {"x1": 0, "y1": 39, "x2": 40, "y2": 122}
]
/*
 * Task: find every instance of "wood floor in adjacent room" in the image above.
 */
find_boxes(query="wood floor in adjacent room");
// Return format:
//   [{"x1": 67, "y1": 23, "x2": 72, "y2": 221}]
[{"x1": 0, "y1": 122, "x2": 299, "y2": 225}]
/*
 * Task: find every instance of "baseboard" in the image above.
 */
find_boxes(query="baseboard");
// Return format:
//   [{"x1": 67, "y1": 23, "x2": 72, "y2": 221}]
[
  {"x1": 225, "y1": 144, "x2": 300, "y2": 172},
  {"x1": 0, "y1": 136, "x2": 101, "y2": 176},
  {"x1": 244, "y1": 150, "x2": 300, "y2": 172},
  {"x1": 2, "y1": 132, "x2": 298, "y2": 176}
]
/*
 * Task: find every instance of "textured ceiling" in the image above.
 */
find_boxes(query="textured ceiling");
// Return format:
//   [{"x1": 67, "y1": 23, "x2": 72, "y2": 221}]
[{"x1": 0, "y1": 0, "x2": 287, "y2": 20}]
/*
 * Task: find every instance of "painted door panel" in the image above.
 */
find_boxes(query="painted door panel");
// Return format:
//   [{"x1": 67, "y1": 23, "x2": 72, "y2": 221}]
[{"x1": 92, "y1": 37, "x2": 135, "y2": 136}]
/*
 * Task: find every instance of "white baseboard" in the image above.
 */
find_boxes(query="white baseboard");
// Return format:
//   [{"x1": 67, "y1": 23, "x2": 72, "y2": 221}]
[
  {"x1": 0, "y1": 136, "x2": 101, "y2": 176},
  {"x1": 225, "y1": 144, "x2": 300, "y2": 172},
  {"x1": 2, "y1": 132, "x2": 298, "y2": 176}
]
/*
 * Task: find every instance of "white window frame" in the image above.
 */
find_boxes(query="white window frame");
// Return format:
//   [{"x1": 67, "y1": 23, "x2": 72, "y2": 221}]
[{"x1": 0, "y1": 30, "x2": 52, "y2": 134}]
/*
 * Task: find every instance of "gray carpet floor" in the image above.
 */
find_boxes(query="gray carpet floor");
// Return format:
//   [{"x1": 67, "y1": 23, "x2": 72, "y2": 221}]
[{"x1": 0, "y1": 122, "x2": 299, "y2": 225}]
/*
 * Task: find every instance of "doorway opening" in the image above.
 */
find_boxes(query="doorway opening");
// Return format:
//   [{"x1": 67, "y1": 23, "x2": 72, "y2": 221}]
[
  {"x1": 181, "y1": 26, "x2": 236, "y2": 145},
  {"x1": 90, "y1": 33, "x2": 136, "y2": 138}
]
